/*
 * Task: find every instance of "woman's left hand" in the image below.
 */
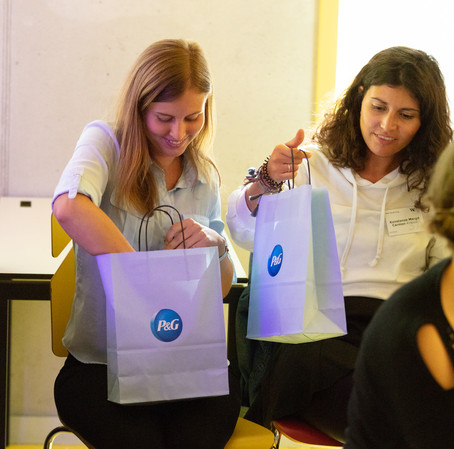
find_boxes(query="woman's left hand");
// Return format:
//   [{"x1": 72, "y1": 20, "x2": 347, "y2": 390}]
[
  {"x1": 165, "y1": 218, "x2": 232, "y2": 296},
  {"x1": 164, "y1": 218, "x2": 226, "y2": 255}
]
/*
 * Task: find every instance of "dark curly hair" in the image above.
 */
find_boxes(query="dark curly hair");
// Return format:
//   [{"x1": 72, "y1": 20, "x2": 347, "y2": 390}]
[{"x1": 313, "y1": 46, "x2": 452, "y2": 205}]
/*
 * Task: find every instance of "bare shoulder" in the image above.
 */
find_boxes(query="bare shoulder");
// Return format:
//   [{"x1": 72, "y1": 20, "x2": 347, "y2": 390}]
[{"x1": 417, "y1": 323, "x2": 454, "y2": 390}]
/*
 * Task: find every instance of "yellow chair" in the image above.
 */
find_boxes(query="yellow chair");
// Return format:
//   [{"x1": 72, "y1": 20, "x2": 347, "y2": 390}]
[{"x1": 45, "y1": 215, "x2": 274, "y2": 448}]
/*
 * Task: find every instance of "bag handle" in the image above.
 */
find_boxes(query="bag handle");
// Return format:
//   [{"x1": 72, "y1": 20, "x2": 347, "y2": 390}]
[
  {"x1": 138, "y1": 205, "x2": 186, "y2": 251},
  {"x1": 287, "y1": 149, "x2": 311, "y2": 190}
]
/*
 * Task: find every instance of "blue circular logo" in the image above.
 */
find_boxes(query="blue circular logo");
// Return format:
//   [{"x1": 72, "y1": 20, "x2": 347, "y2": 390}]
[
  {"x1": 150, "y1": 309, "x2": 183, "y2": 342},
  {"x1": 268, "y1": 244, "x2": 283, "y2": 277}
]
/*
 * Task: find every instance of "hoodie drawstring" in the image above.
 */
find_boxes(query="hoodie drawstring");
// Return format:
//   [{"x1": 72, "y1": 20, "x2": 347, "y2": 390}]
[
  {"x1": 340, "y1": 181, "x2": 358, "y2": 275},
  {"x1": 339, "y1": 178, "x2": 390, "y2": 274},
  {"x1": 369, "y1": 186, "x2": 389, "y2": 267}
]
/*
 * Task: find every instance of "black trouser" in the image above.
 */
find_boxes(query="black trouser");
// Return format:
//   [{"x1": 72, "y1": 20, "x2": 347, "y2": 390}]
[
  {"x1": 55, "y1": 354, "x2": 241, "y2": 449},
  {"x1": 244, "y1": 296, "x2": 384, "y2": 442}
]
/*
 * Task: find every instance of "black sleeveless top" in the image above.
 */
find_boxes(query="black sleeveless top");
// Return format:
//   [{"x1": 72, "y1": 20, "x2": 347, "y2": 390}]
[{"x1": 345, "y1": 258, "x2": 454, "y2": 449}]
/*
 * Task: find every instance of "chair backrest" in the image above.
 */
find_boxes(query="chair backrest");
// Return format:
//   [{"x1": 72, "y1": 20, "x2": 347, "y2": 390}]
[
  {"x1": 225, "y1": 417, "x2": 274, "y2": 449},
  {"x1": 50, "y1": 214, "x2": 75, "y2": 357},
  {"x1": 51, "y1": 213, "x2": 71, "y2": 257}
]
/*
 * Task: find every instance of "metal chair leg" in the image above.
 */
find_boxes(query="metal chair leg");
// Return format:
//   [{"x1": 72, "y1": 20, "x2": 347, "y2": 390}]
[
  {"x1": 43, "y1": 425, "x2": 73, "y2": 449},
  {"x1": 271, "y1": 424, "x2": 281, "y2": 449}
]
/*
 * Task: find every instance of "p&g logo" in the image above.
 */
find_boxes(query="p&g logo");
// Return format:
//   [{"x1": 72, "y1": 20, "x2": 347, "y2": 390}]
[
  {"x1": 150, "y1": 309, "x2": 183, "y2": 342},
  {"x1": 268, "y1": 244, "x2": 283, "y2": 277}
]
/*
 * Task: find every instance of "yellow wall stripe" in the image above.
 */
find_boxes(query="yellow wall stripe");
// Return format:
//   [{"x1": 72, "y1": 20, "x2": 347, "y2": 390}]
[{"x1": 313, "y1": 0, "x2": 339, "y2": 120}]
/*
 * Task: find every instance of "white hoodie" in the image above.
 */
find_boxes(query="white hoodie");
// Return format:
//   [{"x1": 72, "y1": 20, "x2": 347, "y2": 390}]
[{"x1": 226, "y1": 145, "x2": 449, "y2": 300}]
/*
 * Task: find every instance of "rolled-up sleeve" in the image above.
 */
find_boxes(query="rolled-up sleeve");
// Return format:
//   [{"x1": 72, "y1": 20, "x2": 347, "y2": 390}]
[
  {"x1": 53, "y1": 122, "x2": 118, "y2": 207},
  {"x1": 226, "y1": 186, "x2": 256, "y2": 252}
]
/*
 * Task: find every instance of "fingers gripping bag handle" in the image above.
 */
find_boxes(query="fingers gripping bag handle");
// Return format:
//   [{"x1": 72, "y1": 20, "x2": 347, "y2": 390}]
[
  {"x1": 286, "y1": 147, "x2": 311, "y2": 190},
  {"x1": 248, "y1": 147, "x2": 311, "y2": 216},
  {"x1": 138, "y1": 204, "x2": 186, "y2": 252}
]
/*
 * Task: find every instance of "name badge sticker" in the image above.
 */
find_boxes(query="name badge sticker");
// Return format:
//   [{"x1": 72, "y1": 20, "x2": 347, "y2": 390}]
[{"x1": 385, "y1": 207, "x2": 423, "y2": 236}]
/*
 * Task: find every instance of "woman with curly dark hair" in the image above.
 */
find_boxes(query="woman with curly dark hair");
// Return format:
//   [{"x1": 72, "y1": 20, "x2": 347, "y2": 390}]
[
  {"x1": 317, "y1": 46, "x2": 451, "y2": 202},
  {"x1": 226, "y1": 46, "x2": 452, "y2": 442}
]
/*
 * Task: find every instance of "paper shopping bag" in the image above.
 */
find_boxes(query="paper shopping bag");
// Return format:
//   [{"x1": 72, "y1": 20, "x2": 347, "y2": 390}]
[
  {"x1": 96, "y1": 246, "x2": 229, "y2": 404},
  {"x1": 247, "y1": 185, "x2": 346, "y2": 343}
]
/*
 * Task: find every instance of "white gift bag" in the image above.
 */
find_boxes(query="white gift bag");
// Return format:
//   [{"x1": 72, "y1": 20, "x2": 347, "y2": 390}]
[
  {"x1": 96, "y1": 246, "x2": 229, "y2": 404},
  {"x1": 247, "y1": 184, "x2": 347, "y2": 343}
]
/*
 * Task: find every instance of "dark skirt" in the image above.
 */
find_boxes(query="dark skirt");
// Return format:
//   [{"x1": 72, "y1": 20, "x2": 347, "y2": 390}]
[
  {"x1": 55, "y1": 353, "x2": 241, "y2": 449},
  {"x1": 244, "y1": 296, "x2": 384, "y2": 442}
]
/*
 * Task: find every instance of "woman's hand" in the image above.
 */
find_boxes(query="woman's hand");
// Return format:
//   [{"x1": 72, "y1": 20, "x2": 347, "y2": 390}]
[
  {"x1": 245, "y1": 129, "x2": 309, "y2": 212},
  {"x1": 164, "y1": 218, "x2": 233, "y2": 297},
  {"x1": 164, "y1": 218, "x2": 223, "y2": 252},
  {"x1": 267, "y1": 129, "x2": 307, "y2": 182}
]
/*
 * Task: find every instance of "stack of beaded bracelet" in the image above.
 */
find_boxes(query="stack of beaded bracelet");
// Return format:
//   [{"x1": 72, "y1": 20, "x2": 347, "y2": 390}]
[{"x1": 244, "y1": 156, "x2": 283, "y2": 193}]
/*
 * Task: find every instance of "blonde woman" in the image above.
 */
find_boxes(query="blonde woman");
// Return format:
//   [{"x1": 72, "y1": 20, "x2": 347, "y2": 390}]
[
  {"x1": 52, "y1": 39, "x2": 239, "y2": 449},
  {"x1": 345, "y1": 141, "x2": 454, "y2": 448}
]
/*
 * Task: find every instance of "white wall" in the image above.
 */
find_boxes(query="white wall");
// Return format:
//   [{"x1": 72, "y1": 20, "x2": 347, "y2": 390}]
[
  {"x1": 1, "y1": 0, "x2": 316, "y2": 197},
  {"x1": 2, "y1": 0, "x2": 317, "y2": 443},
  {"x1": 2, "y1": 0, "x2": 317, "y2": 265},
  {"x1": 336, "y1": 0, "x2": 454, "y2": 112}
]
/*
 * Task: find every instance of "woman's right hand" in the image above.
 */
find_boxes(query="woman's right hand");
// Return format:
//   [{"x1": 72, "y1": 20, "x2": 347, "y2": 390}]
[
  {"x1": 267, "y1": 129, "x2": 307, "y2": 182},
  {"x1": 245, "y1": 129, "x2": 307, "y2": 212}
]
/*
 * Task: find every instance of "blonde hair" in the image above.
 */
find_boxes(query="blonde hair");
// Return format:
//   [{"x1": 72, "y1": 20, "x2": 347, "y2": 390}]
[
  {"x1": 113, "y1": 39, "x2": 217, "y2": 214},
  {"x1": 426, "y1": 141, "x2": 454, "y2": 250}
]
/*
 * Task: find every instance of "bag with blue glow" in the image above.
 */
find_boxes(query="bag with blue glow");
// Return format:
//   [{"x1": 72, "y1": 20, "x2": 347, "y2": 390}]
[{"x1": 247, "y1": 157, "x2": 346, "y2": 343}]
